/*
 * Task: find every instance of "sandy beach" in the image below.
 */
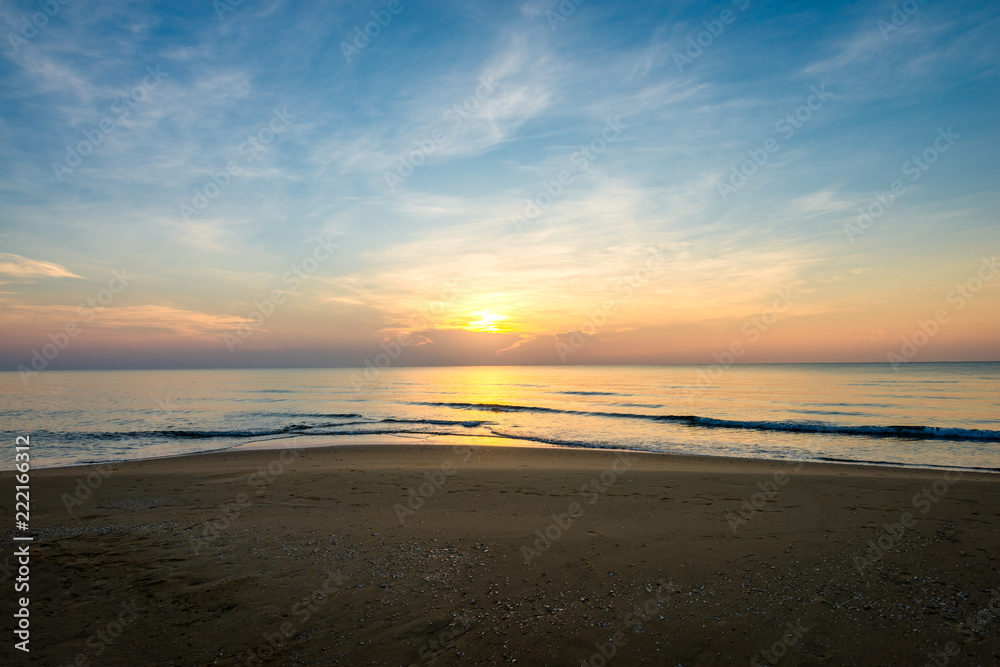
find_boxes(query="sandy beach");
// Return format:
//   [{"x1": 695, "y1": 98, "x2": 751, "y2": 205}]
[{"x1": 3, "y1": 440, "x2": 999, "y2": 666}]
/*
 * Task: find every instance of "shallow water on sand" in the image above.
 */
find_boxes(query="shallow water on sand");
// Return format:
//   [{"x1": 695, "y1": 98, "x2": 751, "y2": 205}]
[{"x1": 1, "y1": 362, "x2": 998, "y2": 471}]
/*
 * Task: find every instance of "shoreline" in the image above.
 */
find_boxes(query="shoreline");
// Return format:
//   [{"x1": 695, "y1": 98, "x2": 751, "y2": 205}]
[
  {"x1": 30, "y1": 439, "x2": 1000, "y2": 485},
  {"x1": 19, "y1": 431, "x2": 1000, "y2": 475}
]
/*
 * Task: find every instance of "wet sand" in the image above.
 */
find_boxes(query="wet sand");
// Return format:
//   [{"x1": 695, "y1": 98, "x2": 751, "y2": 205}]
[{"x1": 2, "y1": 440, "x2": 999, "y2": 665}]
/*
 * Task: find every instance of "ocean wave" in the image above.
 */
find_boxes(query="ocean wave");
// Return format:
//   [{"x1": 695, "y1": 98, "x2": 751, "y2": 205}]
[
  {"x1": 273, "y1": 413, "x2": 362, "y2": 419},
  {"x1": 412, "y1": 401, "x2": 1000, "y2": 443},
  {"x1": 22, "y1": 416, "x2": 489, "y2": 443},
  {"x1": 380, "y1": 418, "x2": 489, "y2": 427}
]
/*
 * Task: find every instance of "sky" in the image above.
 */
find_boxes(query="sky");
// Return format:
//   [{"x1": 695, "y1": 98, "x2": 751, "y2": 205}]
[{"x1": 0, "y1": 0, "x2": 998, "y2": 371}]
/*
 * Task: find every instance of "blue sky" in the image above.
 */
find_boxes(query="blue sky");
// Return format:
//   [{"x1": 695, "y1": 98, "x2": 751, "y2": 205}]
[{"x1": 1, "y1": 0, "x2": 998, "y2": 369}]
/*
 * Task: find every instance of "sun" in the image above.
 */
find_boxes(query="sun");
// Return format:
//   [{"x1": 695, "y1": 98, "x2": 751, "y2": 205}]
[{"x1": 465, "y1": 311, "x2": 510, "y2": 333}]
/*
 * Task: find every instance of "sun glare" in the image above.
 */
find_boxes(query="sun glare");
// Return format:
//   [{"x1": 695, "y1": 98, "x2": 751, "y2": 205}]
[{"x1": 465, "y1": 311, "x2": 509, "y2": 333}]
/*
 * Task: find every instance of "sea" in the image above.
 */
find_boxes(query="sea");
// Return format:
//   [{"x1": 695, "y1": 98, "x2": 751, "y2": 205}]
[{"x1": 1, "y1": 362, "x2": 998, "y2": 472}]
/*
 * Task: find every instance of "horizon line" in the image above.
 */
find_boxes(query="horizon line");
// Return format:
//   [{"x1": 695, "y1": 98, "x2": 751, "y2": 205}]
[{"x1": 5, "y1": 359, "x2": 1000, "y2": 374}]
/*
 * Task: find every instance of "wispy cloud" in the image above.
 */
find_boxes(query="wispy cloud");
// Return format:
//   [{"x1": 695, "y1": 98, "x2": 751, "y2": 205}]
[{"x1": 0, "y1": 253, "x2": 82, "y2": 280}]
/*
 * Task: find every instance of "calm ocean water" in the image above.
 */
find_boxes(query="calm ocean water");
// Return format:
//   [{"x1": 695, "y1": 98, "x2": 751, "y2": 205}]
[{"x1": 1, "y1": 363, "x2": 998, "y2": 471}]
